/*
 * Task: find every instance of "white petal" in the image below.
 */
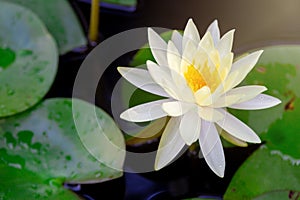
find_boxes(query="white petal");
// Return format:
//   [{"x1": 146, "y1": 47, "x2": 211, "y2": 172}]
[
  {"x1": 182, "y1": 19, "x2": 200, "y2": 50},
  {"x1": 213, "y1": 85, "x2": 267, "y2": 107},
  {"x1": 147, "y1": 61, "x2": 195, "y2": 102},
  {"x1": 199, "y1": 32, "x2": 215, "y2": 54},
  {"x1": 226, "y1": 50, "x2": 263, "y2": 91},
  {"x1": 162, "y1": 101, "x2": 194, "y2": 117},
  {"x1": 198, "y1": 107, "x2": 224, "y2": 122},
  {"x1": 195, "y1": 86, "x2": 213, "y2": 106},
  {"x1": 219, "y1": 128, "x2": 248, "y2": 147},
  {"x1": 229, "y1": 94, "x2": 281, "y2": 110},
  {"x1": 181, "y1": 40, "x2": 198, "y2": 71},
  {"x1": 171, "y1": 30, "x2": 183, "y2": 53},
  {"x1": 118, "y1": 67, "x2": 170, "y2": 97},
  {"x1": 219, "y1": 52, "x2": 234, "y2": 80},
  {"x1": 146, "y1": 60, "x2": 179, "y2": 99},
  {"x1": 199, "y1": 121, "x2": 225, "y2": 177},
  {"x1": 155, "y1": 117, "x2": 186, "y2": 170},
  {"x1": 216, "y1": 110, "x2": 261, "y2": 143},
  {"x1": 148, "y1": 28, "x2": 168, "y2": 66},
  {"x1": 120, "y1": 99, "x2": 170, "y2": 122},
  {"x1": 179, "y1": 110, "x2": 201, "y2": 145},
  {"x1": 167, "y1": 40, "x2": 181, "y2": 74},
  {"x1": 206, "y1": 20, "x2": 220, "y2": 46},
  {"x1": 217, "y1": 30, "x2": 235, "y2": 58}
]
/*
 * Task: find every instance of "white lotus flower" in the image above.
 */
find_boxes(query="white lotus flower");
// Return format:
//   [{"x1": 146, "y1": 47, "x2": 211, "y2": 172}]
[{"x1": 118, "y1": 19, "x2": 281, "y2": 177}]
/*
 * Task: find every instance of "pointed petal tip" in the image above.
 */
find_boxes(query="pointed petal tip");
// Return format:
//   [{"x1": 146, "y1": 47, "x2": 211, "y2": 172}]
[
  {"x1": 249, "y1": 134, "x2": 261, "y2": 143},
  {"x1": 212, "y1": 162, "x2": 225, "y2": 178},
  {"x1": 187, "y1": 18, "x2": 194, "y2": 23},
  {"x1": 120, "y1": 111, "x2": 130, "y2": 121},
  {"x1": 211, "y1": 19, "x2": 218, "y2": 26},
  {"x1": 255, "y1": 49, "x2": 264, "y2": 57},
  {"x1": 154, "y1": 162, "x2": 162, "y2": 171},
  {"x1": 274, "y1": 98, "x2": 282, "y2": 105},
  {"x1": 117, "y1": 66, "x2": 126, "y2": 74},
  {"x1": 147, "y1": 27, "x2": 154, "y2": 34},
  {"x1": 218, "y1": 171, "x2": 225, "y2": 178}
]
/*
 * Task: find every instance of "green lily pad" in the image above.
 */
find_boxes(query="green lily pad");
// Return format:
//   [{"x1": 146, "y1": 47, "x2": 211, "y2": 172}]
[
  {"x1": 224, "y1": 45, "x2": 300, "y2": 199},
  {"x1": 0, "y1": 2, "x2": 58, "y2": 118},
  {"x1": 0, "y1": 98, "x2": 125, "y2": 199},
  {"x1": 0, "y1": 165, "x2": 79, "y2": 200},
  {"x1": 224, "y1": 147, "x2": 300, "y2": 200},
  {"x1": 0, "y1": 0, "x2": 87, "y2": 54},
  {"x1": 229, "y1": 45, "x2": 300, "y2": 156},
  {"x1": 254, "y1": 190, "x2": 300, "y2": 200}
]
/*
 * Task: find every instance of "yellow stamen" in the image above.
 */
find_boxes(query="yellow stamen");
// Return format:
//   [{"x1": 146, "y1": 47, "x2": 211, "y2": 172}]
[{"x1": 184, "y1": 65, "x2": 207, "y2": 92}]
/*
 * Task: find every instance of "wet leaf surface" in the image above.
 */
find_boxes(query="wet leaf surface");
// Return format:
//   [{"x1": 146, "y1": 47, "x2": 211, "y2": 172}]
[
  {"x1": 0, "y1": 2, "x2": 58, "y2": 117},
  {"x1": 0, "y1": 0, "x2": 87, "y2": 54},
  {"x1": 225, "y1": 45, "x2": 300, "y2": 199},
  {"x1": 0, "y1": 98, "x2": 125, "y2": 199}
]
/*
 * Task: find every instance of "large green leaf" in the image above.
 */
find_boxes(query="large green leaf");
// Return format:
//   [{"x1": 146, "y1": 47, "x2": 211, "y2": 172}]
[
  {"x1": 0, "y1": 98, "x2": 125, "y2": 199},
  {"x1": 229, "y1": 45, "x2": 300, "y2": 156},
  {"x1": 230, "y1": 46, "x2": 300, "y2": 135},
  {"x1": 0, "y1": 165, "x2": 79, "y2": 200},
  {"x1": 224, "y1": 45, "x2": 300, "y2": 199},
  {"x1": 0, "y1": 2, "x2": 58, "y2": 118},
  {"x1": 0, "y1": 0, "x2": 87, "y2": 54},
  {"x1": 254, "y1": 190, "x2": 300, "y2": 200},
  {"x1": 224, "y1": 147, "x2": 300, "y2": 200}
]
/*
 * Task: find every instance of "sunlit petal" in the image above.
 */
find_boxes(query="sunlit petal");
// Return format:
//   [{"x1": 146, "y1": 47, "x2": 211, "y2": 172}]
[
  {"x1": 181, "y1": 40, "x2": 198, "y2": 72},
  {"x1": 199, "y1": 121, "x2": 225, "y2": 177},
  {"x1": 226, "y1": 50, "x2": 263, "y2": 91},
  {"x1": 217, "y1": 30, "x2": 235, "y2": 58},
  {"x1": 182, "y1": 18, "x2": 200, "y2": 49},
  {"x1": 120, "y1": 99, "x2": 170, "y2": 122},
  {"x1": 198, "y1": 107, "x2": 224, "y2": 122},
  {"x1": 146, "y1": 60, "x2": 179, "y2": 99},
  {"x1": 229, "y1": 94, "x2": 281, "y2": 110},
  {"x1": 206, "y1": 20, "x2": 220, "y2": 46},
  {"x1": 118, "y1": 67, "x2": 170, "y2": 97},
  {"x1": 216, "y1": 110, "x2": 261, "y2": 143},
  {"x1": 155, "y1": 117, "x2": 186, "y2": 170},
  {"x1": 179, "y1": 110, "x2": 201, "y2": 145},
  {"x1": 195, "y1": 86, "x2": 213, "y2": 106},
  {"x1": 147, "y1": 61, "x2": 195, "y2": 102},
  {"x1": 171, "y1": 30, "x2": 183, "y2": 53},
  {"x1": 213, "y1": 85, "x2": 267, "y2": 107},
  {"x1": 167, "y1": 40, "x2": 181, "y2": 74},
  {"x1": 199, "y1": 32, "x2": 215, "y2": 54},
  {"x1": 148, "y1": 28, "x2": 168, "y2": 66},
  {"x1": 218, "y1": 128, "x2": 248, "y2": 147},
  {"x1": 162, "y1": 101, "x2": 194, "y2": 117}
]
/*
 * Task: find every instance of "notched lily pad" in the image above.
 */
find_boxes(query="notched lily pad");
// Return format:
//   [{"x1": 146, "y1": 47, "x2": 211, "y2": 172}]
[
  {"x1": 254, "y1": 190, "x2": 300, "y2": 200},
  {"x1": 0, "y1": 0, "x2": 87, "y2": 54},
  {"x1": 0, "y1": 98, "x2": 125, "y2": 199},
  {"x1": 0, "y1": 2, "x2": 58, "y2": 118},
  {"x1": 225, "y1": 45, "x2": 300, "y2": 199},
  {"x1": 224, "y1": 147, "x2": 300, "y2": 200}
]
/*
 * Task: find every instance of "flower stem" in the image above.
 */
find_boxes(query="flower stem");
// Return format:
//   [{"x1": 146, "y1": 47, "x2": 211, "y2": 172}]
[{"x1": 88, "y1": 0, "x2": 100, "y2": 42}]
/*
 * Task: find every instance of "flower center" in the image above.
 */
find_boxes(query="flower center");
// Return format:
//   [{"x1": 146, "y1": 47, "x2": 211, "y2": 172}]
[{"x1": 184, "y1": 65, "x2": 207, "y2": 92}]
